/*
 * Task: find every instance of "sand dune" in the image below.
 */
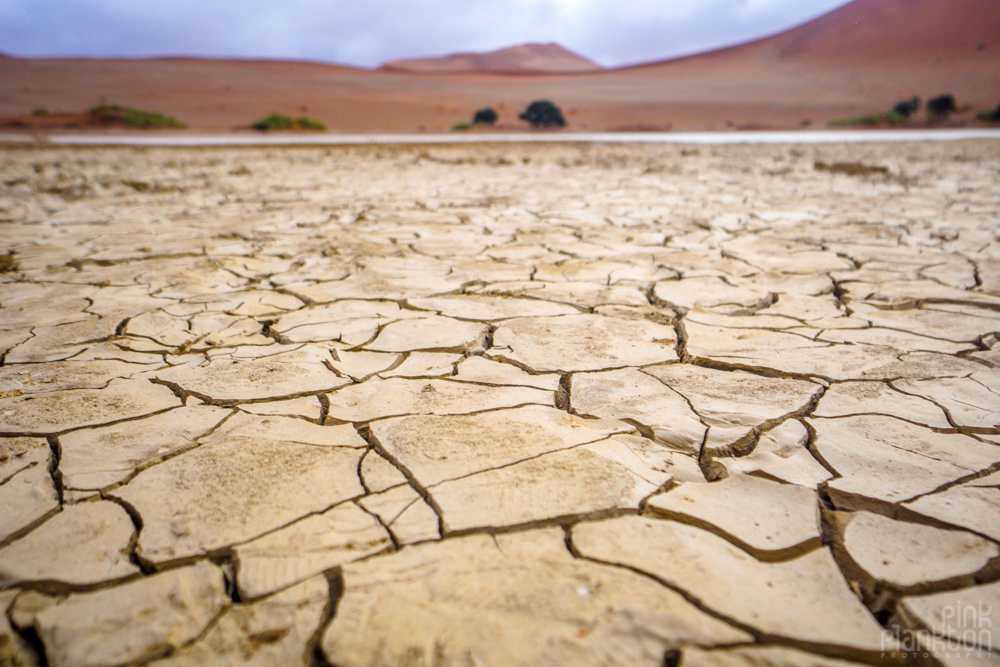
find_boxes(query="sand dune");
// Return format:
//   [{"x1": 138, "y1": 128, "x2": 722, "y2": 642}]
[
  {"x1": 380, "y1": 42, "x2": 603, "y2": 74},
  {"x1": 1, "y1": 0, "x2": 997, "y2": 133}
]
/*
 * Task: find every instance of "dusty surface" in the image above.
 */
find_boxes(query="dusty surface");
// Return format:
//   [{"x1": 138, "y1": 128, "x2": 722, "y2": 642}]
[
  {"x1": 2, "y1": 0, "x2": 998, "y2": 134},
  {"x1": 0, "y1": 140, "x2": 999, "y2": 666}
]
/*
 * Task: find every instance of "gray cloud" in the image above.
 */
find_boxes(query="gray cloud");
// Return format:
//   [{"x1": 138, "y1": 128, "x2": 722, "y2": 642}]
[{"x1": 0, "y1": 0, "x2": 852, "y2": 68}]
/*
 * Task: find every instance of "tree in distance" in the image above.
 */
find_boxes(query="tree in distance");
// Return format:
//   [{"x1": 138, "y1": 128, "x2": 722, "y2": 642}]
[
  {"x1": 519, "y1": 101, "x2": 566, "y2": 128},
  {"x1": 892, "y1": 97, "x2": 921, "y2": 118},
  {"x1": 473, "y1": 108, "x2": 498, "y2": 125},
  {"x1": 927, "y1": 95, "x2": 957, "y2": 120},
  {"x1": 977, "y1": 104, "x2": 1000, "y2": 123}
]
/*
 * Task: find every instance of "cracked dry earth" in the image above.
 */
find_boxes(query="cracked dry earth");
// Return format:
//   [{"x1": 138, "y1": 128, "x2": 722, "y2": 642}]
[{"x1": 0, "y1": 141, "x2": 999, "y2": 667}]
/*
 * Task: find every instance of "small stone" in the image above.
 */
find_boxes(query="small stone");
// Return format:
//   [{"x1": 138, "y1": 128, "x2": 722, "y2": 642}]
[
  {"x1": 648, "y1": 475, "x2": 820, "y2": 556},
  {"x1": 35, "y1": 561, "x2": 228, "y2": 667},
  {"x1": 491, "y1": 314, "x2": 677, "y2": 372},
  {"x1": 0, "y1": 501, "x2": 139, "y2": 587},
  {"x1": 839, "y1": 512, "x2": 998, "y2": 588},
  {"x1": 235, "y1": 502, "x2": 392, "y2": 600}
]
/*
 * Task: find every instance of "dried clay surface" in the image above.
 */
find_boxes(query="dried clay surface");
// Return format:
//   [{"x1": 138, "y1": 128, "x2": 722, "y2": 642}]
[{"x1": 1, "y1": 141, "x2": 999, "y2": 666}]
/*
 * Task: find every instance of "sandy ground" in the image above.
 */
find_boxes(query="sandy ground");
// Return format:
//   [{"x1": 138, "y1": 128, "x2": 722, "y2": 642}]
[
  {"x1": 2, "y1": 49, "x2": 998, "y2": 135},
  {"x1": 2, "y1": 0, "x2": 998, "y2": 134},
  {"x1": 1, "y1": 140, "x2": 999, "y2": 666}
]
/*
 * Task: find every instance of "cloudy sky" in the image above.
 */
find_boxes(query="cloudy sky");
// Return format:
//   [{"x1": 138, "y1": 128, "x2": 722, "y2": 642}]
[{"x1": 1, "y1": 0, "x2": 854, "y2": 68}]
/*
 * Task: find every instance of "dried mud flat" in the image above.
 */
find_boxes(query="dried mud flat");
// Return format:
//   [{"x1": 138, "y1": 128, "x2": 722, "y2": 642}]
[{"x1": 1, "y1": 141, "x2": 999, "y2": 667}]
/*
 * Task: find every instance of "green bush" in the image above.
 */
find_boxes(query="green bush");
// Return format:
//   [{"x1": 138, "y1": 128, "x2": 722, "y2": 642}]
[
  {"x1": 892, "y1": 97, "x2": 920, "y2": 118},
  {"x1": 976, "y1": 105, "x2": 1000, "y2": 123},
  {"x1": 296, "y1": 116, "x2": 327, "y2": 130},
  {"x1": 927, "y1": 94, "x2": 957, "y2": 119},
  {"x1": 828, "y1": 111, "x2": 905, "y2": 127},
  {"x1": 473, "y1": 108, "x2": 498, "y2": 125},
  {"x1": 89, "y1": 104, "x2": 185, "y2": 128},
  {"x1": 451, "y1": 122, "x2": 473, "y2": 131},
  {"x1": 31, "y1": 107, "x2": 48, "y2": 116},
  {"x1": 251, "y1": 113, "x2": 326, "y2": 131},
  {"x1": 252, "y1": 114, "x2": 294, "y2": 131},
  {"x1": 519, "y1": 100, "x2": 566, "y2": 128}
]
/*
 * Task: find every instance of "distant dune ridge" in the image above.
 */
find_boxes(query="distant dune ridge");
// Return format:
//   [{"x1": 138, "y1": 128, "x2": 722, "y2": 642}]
[
  {"x1": 379, "y1": 42, "x2": 604, "y2": 74},
  {"x1": 626, "y1": 0, "x2": 1000, "y2": 67},
  {"x1": 1, "y1": 0, "x2": 997, "y2": 132}
]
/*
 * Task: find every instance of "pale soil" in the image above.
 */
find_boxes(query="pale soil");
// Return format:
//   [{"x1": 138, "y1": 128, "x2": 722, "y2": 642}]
[{"x1": 0, "y1": 141, "x2": 998, "y2": 666}]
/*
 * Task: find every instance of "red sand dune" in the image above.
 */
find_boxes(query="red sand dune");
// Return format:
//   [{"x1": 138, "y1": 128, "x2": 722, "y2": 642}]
[
  {"x1": 1, "y1": 0, "x2": 997, "y2": 133},
  {"x1": 379, "y1": 43, "x2": 603, "y2": 74}
]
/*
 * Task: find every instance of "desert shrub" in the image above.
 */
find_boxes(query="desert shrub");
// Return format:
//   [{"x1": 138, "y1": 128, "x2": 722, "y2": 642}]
[
  {"x1": 892, "y1": 97, "x2": 921, "y2": 118},
  {"x1": 451, "y1": 122, "x2": 473, "y2": 131},
  {"x1": 252, "y1": 114, "x2": 294, "y2": 131},
  {"x1": 927, "y1": 94, "x2": 957, "y2": 119},
  {"x1": 976, "y1": 105, "x2": 1000, "y2": 122},
  {"x1": 828, "y1": 111, "x2": 905, "y2": 127},
  {"x1": 31, "y1": 107, "x2": 48, "y2": 116},
  {"x1": 251, "y1": 114, "x2": 325, "y2": 131},
  {"x1": 473, "y1": 108, "x2": 498, "y2": 125},
  {"x1": 296, "y1": 116, "x2": 327, "y2": 130},
  {"x1": 519, "y1": 100, "x2": 566, "y2": 128},
  {"x1": 89, "y1": 104, "x2": 185, "y2": 128}
]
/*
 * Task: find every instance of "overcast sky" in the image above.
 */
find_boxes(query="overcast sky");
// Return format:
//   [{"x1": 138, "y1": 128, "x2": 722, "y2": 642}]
[{"x1": 1, "y1": 0, "x2": 854, "y2": 68}]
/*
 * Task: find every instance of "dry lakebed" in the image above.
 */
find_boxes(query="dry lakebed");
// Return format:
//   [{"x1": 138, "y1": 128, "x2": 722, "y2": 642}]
[{"x1": 0, "y1": 140, "x2": 999, "y2": 666}]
